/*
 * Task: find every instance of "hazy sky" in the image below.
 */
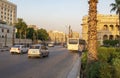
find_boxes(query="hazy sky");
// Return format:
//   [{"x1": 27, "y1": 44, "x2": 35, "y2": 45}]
[{"x1": 9, "y1": 0, "x2": 115, "y2": 33}]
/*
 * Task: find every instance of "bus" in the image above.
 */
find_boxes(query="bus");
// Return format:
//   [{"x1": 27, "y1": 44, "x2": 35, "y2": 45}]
[{"x1": 67, "y1": 38, "x2": 86, "y2": 51}]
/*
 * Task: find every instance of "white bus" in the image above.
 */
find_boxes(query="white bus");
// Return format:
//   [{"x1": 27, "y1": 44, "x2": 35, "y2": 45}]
[{"x1": 67, "y1": 38, "x2": 86, "y2": 51}]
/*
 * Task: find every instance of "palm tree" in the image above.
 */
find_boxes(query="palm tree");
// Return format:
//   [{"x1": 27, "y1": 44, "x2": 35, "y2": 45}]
[
  {"x1": 88, "y1": 0, "x2": 98, "y2": 63},
  {"x1": 110, "y1": 0, "x2": 120, "y2": 46},
  {"x1": 15, "y1": 18, "x2": 27, "y2": 44}
]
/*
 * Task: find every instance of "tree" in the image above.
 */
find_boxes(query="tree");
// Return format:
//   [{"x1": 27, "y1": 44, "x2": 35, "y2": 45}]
[
  {"x1": 14, "y1": 18, "x2": 27, "y2": 44},
  {"x1": 37, "y1": 28, "x2": 49, "y2": 41},
  {"x1": 88, "y1": 0, "x2": 98, "y2": 63},
  {"x1": 110, "y1": 0, "x2": 120, "y2": 47},
  {"x1": 26, "y1": 28, "x2": 35, "y2": 40}
]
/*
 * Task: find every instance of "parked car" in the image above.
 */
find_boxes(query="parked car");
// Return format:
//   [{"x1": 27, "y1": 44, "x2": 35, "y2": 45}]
[
  {"x1": 10, "y1": 45, "x2": 28, "y2": 54},
  {"x1": 48, "y1": 42, "x2": 54, "y2": 47},
  {"x1": 28, "y1": 44, "x2": 49, "y2": 58}
]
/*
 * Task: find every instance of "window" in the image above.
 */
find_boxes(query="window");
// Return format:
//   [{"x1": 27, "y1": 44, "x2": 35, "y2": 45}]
[
  {"x1": 104, "y1": 25, "x2": 108, "y2": 30},
  {"x1": 4, "y1": 16, "x2": 6, "y2": 19},
  {"x1": 41, "y1": 46, "x2": 47, "y2": 50},
  {"x1": 2, "y1": 35, "x2": 4, "y2": 38},
  {"x1": 1, "y1": 16, "x2": 3, "y2": 18},
  {"x1": 109, "y1": 35, "x2": 113, "y2": 40},
  {"x1": 4, "y1": 12, "x2": 6, "y2": 15},
  {"x1": 110, "y1": 25, "x2": 114, "y2": 30},
  {"x1": 69, "y1": 39, "x2": 78, "y2": 44},
  {"x1": 103, "y1": 35, "x2": 108, "y2": 40},
  {"x1": 2, "y1": 29, "x2": 4, "y2": 32},
  {"x1": 22, "y1": 46, "x2": 25, "y2": 48},
  {"x1": 115, "y1": 35, "x2": 119, "y2": 40},
  {"x1": 4, "y1": 8, "x2": 6, "y2": 11},
  {"x1": 30, "y1": 46, "x2": 40, "y2": 49},
  {"x1": 7, "y1": 29, "x2": 9, "y2": 33}
]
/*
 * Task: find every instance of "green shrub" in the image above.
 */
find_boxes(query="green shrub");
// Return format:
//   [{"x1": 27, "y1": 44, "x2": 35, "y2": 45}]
[
  {"x1": 116, "y1": 48, "x2": 120, "y2": 52},
  {"x1": 98, "y1": 47, "x2": 110, "y2": 62},
  {"x1": 81, "y1": 47, "x2": 120, "y2": 78},
  {"x1": 107, "y1": 47, "x2": 115, "y2": 53},
  {"x1": 112, "y1": 58, "x2": 120, "y2": 78},
  {"x1": 87, "y1": 62, "x2": 100, "y2": 78},
  {"x1": 99, "y1": 62, "x2": 112, "y2": 78},
  {"x1": 81, "y1": 51, "x2": 87, "y2": 70},
  {"x1": 97, "y1": 47, "x2": 117, "y2": 63},
  {"x1": 103, "y1": 40, "x2": 119, "y2": 47},
  {"x1": 81, "y1": 51, "x2": 87, "y2": 78}
]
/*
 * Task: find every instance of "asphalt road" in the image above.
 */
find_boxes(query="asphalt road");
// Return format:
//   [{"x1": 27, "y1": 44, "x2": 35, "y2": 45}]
[{"x1": 0, "y1": 46, "x2": 79, "y2": 78}]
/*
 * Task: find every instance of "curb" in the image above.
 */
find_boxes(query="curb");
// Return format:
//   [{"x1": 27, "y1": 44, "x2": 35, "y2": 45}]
[
  {"x1": 67, "y1": 56, "x2": 81, "y2": 78},
  {"x1": 0, "y1": 48, "x2": 9, "y2": 52}
]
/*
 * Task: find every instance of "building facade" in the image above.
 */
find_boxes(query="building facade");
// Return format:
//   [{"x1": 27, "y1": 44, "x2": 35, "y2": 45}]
[
  {"x1": 0, "y1": 23, "x2": 32, "y2": 47},
  {"x1": 82, "y1": 14, "x2": 120, "y2": 45},
  {"x1": 0, "y1": 23, "x2": 15, "y2": 47},
  {"x1": 48, "y1": 31, "x2": 66, "y2": 43},
  {"x1": 0, "y1": 0, "x2": 17, "y2": 25}
]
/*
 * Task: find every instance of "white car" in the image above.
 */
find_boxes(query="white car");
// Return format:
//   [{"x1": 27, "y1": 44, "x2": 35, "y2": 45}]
[
  {"x1": 28, "y1": 44, "x2": 49, "y2": 58},
  {"x1": 48, "y1": 42, "x2": 54, "y2": 47},
  {"x1": 10, "y1": 45, "x2": 28, "y2": 54}
]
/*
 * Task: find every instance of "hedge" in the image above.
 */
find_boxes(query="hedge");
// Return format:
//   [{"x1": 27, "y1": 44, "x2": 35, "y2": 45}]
[{"x1": 81, "y1": 47, "x2": 120, "y2": 78}]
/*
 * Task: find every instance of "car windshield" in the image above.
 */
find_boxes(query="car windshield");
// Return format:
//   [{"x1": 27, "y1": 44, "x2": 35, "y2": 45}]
[
  {"x1": 30, "y1": 46, "x2": 40, "y2": 49},
  {"x1": 41, "y1": 46, "x2": 47, "y2": 50},
  {"x1": 13, "y1": 45, "x2": 20, "y2": 48}
]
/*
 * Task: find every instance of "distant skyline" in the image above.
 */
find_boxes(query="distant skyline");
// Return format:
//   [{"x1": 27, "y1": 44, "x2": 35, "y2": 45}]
[{"x1": 9, "y1": 0, "x2": 115, "y2": 33}]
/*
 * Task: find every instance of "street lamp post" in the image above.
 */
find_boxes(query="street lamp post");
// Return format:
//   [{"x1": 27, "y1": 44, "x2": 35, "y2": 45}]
[
  {"x1": 12, "y1": 26, "x2": 15, "y2": 46},
  {"x1": 4, "y1": 33, "x2": 7, "y2": 47}
]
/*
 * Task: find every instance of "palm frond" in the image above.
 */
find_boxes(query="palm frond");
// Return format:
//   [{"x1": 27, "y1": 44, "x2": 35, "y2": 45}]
[
  {"x1": 110, "y1": 6, "x2": 117, "y2": 13},
  {"x1": 110, "y1": 3, "x2": 116, "y2": 7},
  {"x1": 110, "y1": 2, "x2": 119, "y2": 14}
]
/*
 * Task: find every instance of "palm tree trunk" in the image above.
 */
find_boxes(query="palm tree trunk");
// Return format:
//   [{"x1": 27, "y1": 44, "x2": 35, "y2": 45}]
[
  {"x1": 119, "y1": 9, "x2": 120, "y2": 47},
  {"x1": 25, "y1": 30, "x2": 26, "y2": 46},
  {"x1": 4, "y1": 33, "x2": 7, "y2": 46},
  {"x1": 19, "y1": 30, "x2": 21, "y2": 45},
  {"x1": 88, "y1": 0, "x2": 98, "y2": 64},
  {"x1": 12, "y1": 27, "x2": 15, "y2": 46}
]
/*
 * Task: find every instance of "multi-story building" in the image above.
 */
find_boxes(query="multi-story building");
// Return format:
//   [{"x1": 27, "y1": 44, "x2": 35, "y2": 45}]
[
  {"x1": 0, "y1": 21, "x2": 15, "y2": 47},
  {"x1": 48, "y1": 30, "x2": 66, "y2": 43},
  {"x1": 82, "y1": 14, "x2": 120, "y2": 45},
  {"x1": 0, "y1": 0, "x2": 17, "y2": 25},
  {"x1": 0, "y1": 21, "x2": 32, "y2": 47}
]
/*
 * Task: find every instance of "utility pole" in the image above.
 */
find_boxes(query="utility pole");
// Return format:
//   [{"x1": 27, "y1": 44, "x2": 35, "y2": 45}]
[
  {"x1": 4, "y1": 33, "x2": 7, "y2": 46},
  {"x1": 69, "y1": 25, "x2": 71, "y2": 38},
  {"x1": 25, "y1": 30, "x2": 26, "y2": 46},
  {"x1": 19, "y1": 30, "x2": 21, "y2": 45},
  {"x1": 12, "y1": 27, "x2": 15, "y2": 46}
]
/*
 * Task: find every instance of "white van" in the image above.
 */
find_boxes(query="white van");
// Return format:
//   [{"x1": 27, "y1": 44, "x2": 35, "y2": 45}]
[
  {"x1": 48, "y1": 42, "x2": 54, "y2": 47},
  {"x1": 67, "y1": 38, "x2": 86, "y2": 52},
  {"x1": 28, "y1": 44, "x2": 49, "y2": 58}
]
